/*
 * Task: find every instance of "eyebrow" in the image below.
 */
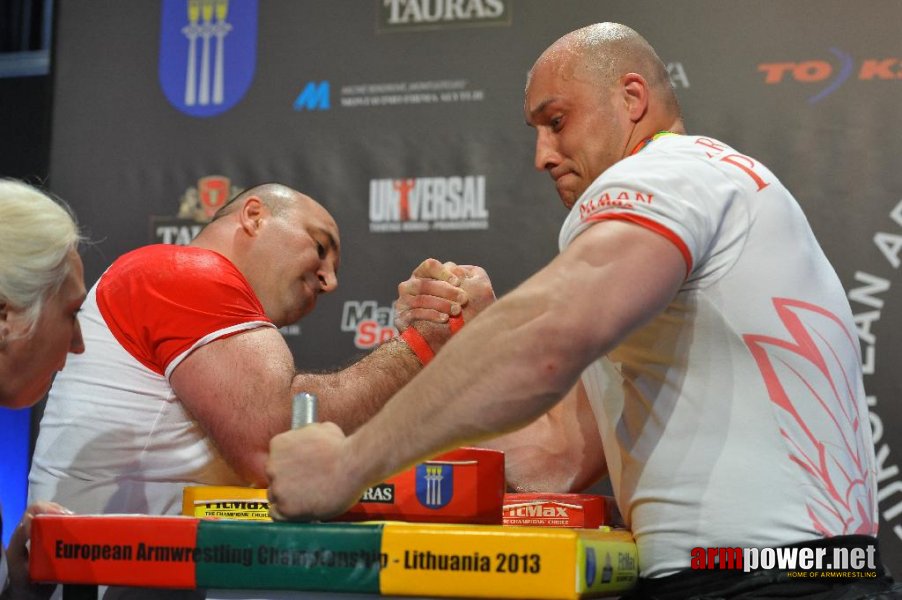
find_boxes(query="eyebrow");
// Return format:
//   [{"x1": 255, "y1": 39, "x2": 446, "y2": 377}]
[
  {"x1": 525, "y1": 97, "x2": 559, "y2": 125},
  {"x1": 313, "y1": 227, "x2": 339, "y2": 253}
]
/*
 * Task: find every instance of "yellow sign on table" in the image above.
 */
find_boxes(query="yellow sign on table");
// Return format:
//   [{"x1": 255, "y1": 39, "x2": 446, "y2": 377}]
[{"x1": 379, "y1": 522, "x2": 637, "y2": 599}]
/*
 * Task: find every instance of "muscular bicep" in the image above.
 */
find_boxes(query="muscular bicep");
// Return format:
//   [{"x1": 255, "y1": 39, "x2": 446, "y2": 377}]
[
  {"x1": 169, "y1": 326, "x2": 294, "y2": 486},
  {"x1": 536, "y1": 219, "x2": 687, "y2": 359},
  {"x1": 483, "y1": 381, "x2": 606, "y2": 492}
]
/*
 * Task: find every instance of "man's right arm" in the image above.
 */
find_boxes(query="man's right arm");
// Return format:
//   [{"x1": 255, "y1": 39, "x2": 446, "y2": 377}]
[
  {"x1": 267, "y1": 219, "x2": 687, "y2": 520},
  {"x1": 170, "y1": 326, "x2": 295, "y2": 487}
]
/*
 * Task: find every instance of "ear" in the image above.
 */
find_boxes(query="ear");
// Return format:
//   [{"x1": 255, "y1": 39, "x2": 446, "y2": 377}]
[
  {"x1": 238, "y1": 196, "x2": 266, "y2": 236},
  {"x1": 621, "y1": 73, "x2": 649, "y2": 123},
  {"x1": 0, "y1": 301, "x2": 10, "y2": 349}
]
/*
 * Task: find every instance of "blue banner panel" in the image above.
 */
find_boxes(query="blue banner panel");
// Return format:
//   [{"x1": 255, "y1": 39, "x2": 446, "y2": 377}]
[{"x1": 0, "y1": 406, "x2": 30, "y2": 546}]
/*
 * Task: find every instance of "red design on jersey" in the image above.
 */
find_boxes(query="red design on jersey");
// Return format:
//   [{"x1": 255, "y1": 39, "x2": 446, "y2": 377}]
[
  {"x1": 584, "y1": 212, "x2": 693, "y2": 276},
  {"x1": 743, "y1": 298, "x2": 875, "y2": 537},
  {"x1": 97, "y1": 245, "x2": 272, "y2": 375}
]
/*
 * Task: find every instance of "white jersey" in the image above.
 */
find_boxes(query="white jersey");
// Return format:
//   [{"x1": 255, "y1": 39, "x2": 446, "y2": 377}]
[{"x1": 559, "y1": 134, "x2": 877, "y2": 578}]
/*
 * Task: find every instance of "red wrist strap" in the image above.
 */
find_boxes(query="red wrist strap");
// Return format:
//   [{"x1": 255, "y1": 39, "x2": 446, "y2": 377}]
[
  {"x1": 400, "y1": 327, "x2": 435, "y2": 365},
  {"x1": 398, "y1": 314, "x2": 465, "y2": 366}
]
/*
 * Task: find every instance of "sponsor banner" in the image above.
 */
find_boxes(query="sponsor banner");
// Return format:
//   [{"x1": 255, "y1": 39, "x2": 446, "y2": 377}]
[
  {"x1": 149, "y1": 175, "x2": 241, "y2": 245},
  {"x1": 757, "y1": 49, "x2": 901, "y2": 103},
  {"x1": 666, "y1": 62, "x2": 690, "y2": 89},
  {"x1": 847, "y1": 199, "x2": 902, "y2": 548},
  {"x1": 293, "y1": 79, "x2": 486, "y2": 112},
  {"x1": 377, "y1": 0, "x2": 512, "y2": 32},
  {"x1": 369, "y1": 175, "x2": 489, "y2": 233},
  {"x1": 341, "y1": 300, "x2": 396, "y2": 349},
  {"x1": 159, "y1": 0, "x2": 258, "y2": 117},
  {"x1": 360, "y1": 483, "x2": 396, "y2": 504}
]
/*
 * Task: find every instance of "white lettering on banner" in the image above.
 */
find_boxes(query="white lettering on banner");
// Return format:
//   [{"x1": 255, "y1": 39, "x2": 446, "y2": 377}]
[
  {"x1": 873, "y1": 200, "x2": 902, "y2": 268},
  {"x1": 741, "y1": 545, "x2": 877, "y2": 572},
  {"x1": 339, "y1": 79, "x2": 484, "y2": 108},
  {"x1": 667, "y1": 62, "x2": 691, "y2": 88},
  {"x1": 848, "y1": 198, "x2": 902, "y2": 544},
  {"x1": 155, "y1": 225, "x2": 202, "y2": 245},
  {"x1": 384, "y1": 0, "x2": 505, "y2": 24},
  {"x1": 341, "y1": 301, "x2": 396, "y2": 349},
  {"x1": 849, "y1": 272, "x2": 889, "y2": 375},
  {"x1": 369, "y1": 176, "x2": 489, "y2": 232}
]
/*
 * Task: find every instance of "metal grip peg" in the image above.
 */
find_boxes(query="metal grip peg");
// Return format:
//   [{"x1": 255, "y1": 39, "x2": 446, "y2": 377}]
[{"x1": 291, "y1": 392, "x2": 318, "y2": 429}]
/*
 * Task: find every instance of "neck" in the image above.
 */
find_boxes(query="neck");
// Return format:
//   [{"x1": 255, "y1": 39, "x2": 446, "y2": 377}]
[{"x1": 625, "y1": 117, "x2": 687, "y2": 156}]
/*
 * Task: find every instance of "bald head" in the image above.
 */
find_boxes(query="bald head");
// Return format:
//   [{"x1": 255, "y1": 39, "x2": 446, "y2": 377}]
[
  {"x1": 530, "y1": 23, "x2": 680, "y2": 117},
  {"x1": 211, "y1": 183, "x2": 309, "y2": 222},
  {"x1": 192, "y1": 182, "x2": 341, "y2": 326}
]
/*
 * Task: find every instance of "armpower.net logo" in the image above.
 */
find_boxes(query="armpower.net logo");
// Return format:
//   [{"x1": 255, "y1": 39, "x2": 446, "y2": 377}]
[{"x1": 691, "y1": 544, "x2": 879, "y2": 579}]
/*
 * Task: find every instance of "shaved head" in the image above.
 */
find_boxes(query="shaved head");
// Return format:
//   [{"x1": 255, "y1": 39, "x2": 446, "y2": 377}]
[
  {"x1": 212, "y1": 182, "x2": 311, "y2": 222},
  {"x1": 529, "y1": 23, "x2": 680, "y2": 116}
]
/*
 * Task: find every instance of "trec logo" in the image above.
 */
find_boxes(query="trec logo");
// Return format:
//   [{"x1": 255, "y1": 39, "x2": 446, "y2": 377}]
[
  {"x1": 378, "y1": 0, "x2": 511, "y2": 31},
  {"x1": 293, "y1": 81, "x2": 330, "y2": 111},
  {"x1": 757, "y1": 49, "x2": 901, "y2": 103},
  {"x1": 369, "y1": 175, "x2": 489, "y2": 233}
]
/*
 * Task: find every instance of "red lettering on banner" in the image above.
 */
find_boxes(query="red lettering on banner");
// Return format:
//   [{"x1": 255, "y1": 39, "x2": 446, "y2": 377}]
[
  {"x1": 793, "y1": 61, "x2": 832, "y2": 82},
  {"x1": 759, "y1": 57, "x2": 902, "y2": 85},
  {"x1": 355, "y1": 320, "x2": 396, "y2": 348},
  {"x1": 393, "y1": 179, "x2": 416, "y2": 222},
  {"x1": 720, "y1": 154, "x2": 770, "y2": 191},
  {"x1": 757, "y1": 61, "x2": 831, "y2": 83},
  {"x1": 859, "y1": 58, "x2": 899, "y2": 80},
  {"x1": 758, "y1": 63, "x2": 797, "y2": 84}
]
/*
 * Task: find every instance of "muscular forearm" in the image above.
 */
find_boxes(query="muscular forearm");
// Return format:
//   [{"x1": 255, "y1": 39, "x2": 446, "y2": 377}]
[
  {"x1": 344, "y1": 288, "x2": 591, "y2": 491},
  {"x1": 291, "y1": 338, "x2": 421, "y2": 433},
  {"x1": 482, "y1": 383, "x2": 607, "y2": 493}
]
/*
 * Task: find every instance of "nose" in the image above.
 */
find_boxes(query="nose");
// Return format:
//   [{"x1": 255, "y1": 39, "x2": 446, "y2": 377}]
[
  {"x1": 317, "y1": 264, "x2": 338, "y2": 294},
  {"x1": 70, "y1": 317, "x2": 85, "y2": 355},
  {"x1": 534, "y1": 128, "x2": 560, "y2": 172}
]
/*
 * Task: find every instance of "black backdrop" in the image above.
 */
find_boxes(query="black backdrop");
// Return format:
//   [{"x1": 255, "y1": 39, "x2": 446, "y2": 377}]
[{"x1": 34, "y1": 0, "x2": 902, "y2": 569}]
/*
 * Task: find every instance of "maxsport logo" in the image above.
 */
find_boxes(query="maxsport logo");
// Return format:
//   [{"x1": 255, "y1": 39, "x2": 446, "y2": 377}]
[
  {"x1": 341, "y1": 300, "x2": 396, "y2": 349},
  {"x1": 758, "y1": 49, "x2": 901, "y2": 104}
]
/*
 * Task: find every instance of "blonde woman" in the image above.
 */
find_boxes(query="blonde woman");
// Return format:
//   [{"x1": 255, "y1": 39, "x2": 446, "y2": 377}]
[{"x1": 0, "y1": 180, "x2": 85, "y2": 599}]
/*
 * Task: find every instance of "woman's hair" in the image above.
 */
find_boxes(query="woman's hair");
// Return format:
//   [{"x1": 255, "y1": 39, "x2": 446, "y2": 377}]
[{"x1": 0, "y1": 179, "x2": 82, "y2": 333}]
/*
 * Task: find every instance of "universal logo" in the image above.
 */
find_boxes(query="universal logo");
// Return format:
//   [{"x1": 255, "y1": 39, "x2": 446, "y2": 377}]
[
  {"x1": 377, "y1": 0, "x2": 511, "y2": 32},
  {"x1": 369, "y1": 175, "x2": 489, "y2": 233}
]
